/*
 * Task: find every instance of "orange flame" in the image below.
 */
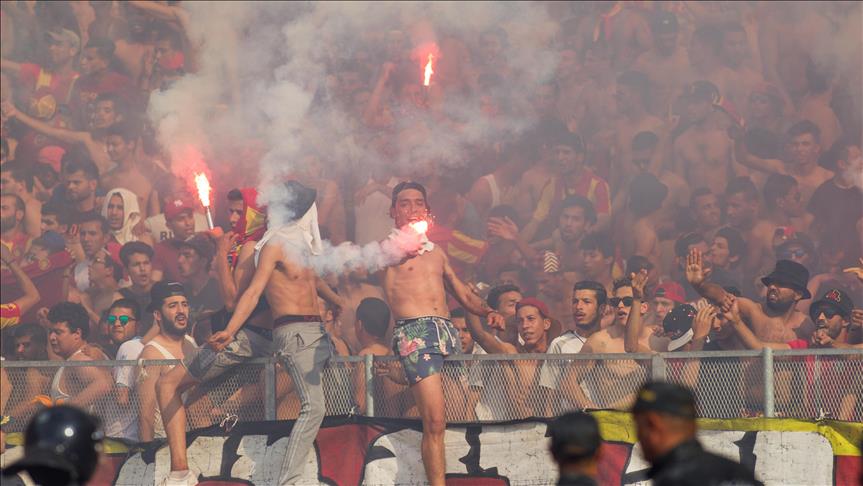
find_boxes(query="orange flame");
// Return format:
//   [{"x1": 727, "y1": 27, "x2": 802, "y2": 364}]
[
  {"x1": 409, "y1": 220, "x2": 429, "y2": 234},
  {"x1": 423, "y1": 53, "x2": 434, "y2": 87},
  {"x1": 194, "y1": 172, "x2": 211, "y2": 207}
]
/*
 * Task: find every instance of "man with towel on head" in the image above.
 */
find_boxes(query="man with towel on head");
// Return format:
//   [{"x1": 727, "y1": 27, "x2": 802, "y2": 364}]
[{"x1": 154, "y1": 181, "x2": 336, "y2": 486}]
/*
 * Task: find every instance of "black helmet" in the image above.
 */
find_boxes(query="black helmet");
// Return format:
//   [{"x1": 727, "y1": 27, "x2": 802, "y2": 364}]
[{"x1": 2, "y1": 405, "x2": 104, "y2": 485}]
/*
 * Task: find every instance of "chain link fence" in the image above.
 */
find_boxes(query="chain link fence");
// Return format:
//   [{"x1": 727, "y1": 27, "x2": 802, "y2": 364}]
[{"x1": 1, "y1": 349, "x2": 860, "y2": 438}]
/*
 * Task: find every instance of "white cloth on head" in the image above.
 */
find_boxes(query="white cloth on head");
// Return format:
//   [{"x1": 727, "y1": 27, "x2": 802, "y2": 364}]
[
  {"x1": 101, "y1": 187, "x2": 142, "y2": 245},
  {"x1": 255, "y1": 202, "x2": 323, "y2": 266}
]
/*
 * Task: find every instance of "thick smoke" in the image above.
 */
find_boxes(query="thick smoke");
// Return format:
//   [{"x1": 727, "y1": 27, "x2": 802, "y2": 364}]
[{"x1": 147, "y1": 1, "x2": 559, "y2": 271}]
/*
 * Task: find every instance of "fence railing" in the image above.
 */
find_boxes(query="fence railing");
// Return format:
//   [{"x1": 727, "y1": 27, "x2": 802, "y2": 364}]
[{"x1": 1, "y1": 349, "x2": 860, "y2": 439}]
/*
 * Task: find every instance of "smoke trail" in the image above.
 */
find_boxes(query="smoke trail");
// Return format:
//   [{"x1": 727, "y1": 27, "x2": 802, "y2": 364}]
[{"x1": 147, "y1": 1, "x2": 559, "y2": 268}]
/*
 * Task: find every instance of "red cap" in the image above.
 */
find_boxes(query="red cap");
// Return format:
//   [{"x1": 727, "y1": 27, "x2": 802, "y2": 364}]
[
  {"x1": 515, "y1": 297, "x2": 551, "y2": 319},
  {"x1": 164, "y1": 197, "x2": 195, "y2": 221},
  {"x1": 37, "y1": 145, "x2": 65, "y2": 173},
  {"x1": 653, "y1": 281, "x2": 686, "y2": 304}
]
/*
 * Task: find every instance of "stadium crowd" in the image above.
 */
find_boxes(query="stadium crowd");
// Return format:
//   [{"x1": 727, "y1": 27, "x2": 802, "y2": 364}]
[{"x1": 1, "y1": 0, "x2": 862, "y2": 448}]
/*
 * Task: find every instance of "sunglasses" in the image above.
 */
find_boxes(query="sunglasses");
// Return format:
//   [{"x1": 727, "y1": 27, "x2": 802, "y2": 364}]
[
  {"x1": 107, "y1": 315, "x2": 136, "y2": 326},
  {"x1": 814, "y1": 306, "x2": 842, "y2": 320},
  {"x1": 779, "y1": 249, "x2": 807, "y2": 259},
  {"x1": 609, "y1": 297, "x2": 634, "y2": 307}
]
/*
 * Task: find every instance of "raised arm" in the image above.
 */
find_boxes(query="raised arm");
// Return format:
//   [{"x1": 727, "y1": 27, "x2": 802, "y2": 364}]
[
  {"x1": 316, "y1": 276, "x2": 344, "y2": 310},
  {"x1": 208, "y1": 242, "x2": 280, "y2": 350},
  {"x1": 1, "y1": 100, "x2": 90, "y2": 145},
  {"x1": 0, "y1": 59, "x2": 22, "y2": 74},
  {"x1": 464, "y1": 307, "x2": 515, "y2": 355},
  {"x1": 624, "y1": 270, "x2": 653, "y2": 353},
  {"x1": 1, "y1": 245, "x2": 41, "y2": 317},
  {"x1": 214, "y1": 231, "x2": 240, "y2": 309},
  {"x1": 731, "y1": 132, "x2": 787, "y2": 175},
  {"x1": 685, "y1": 247, "x2": 727, "y2": 303},
  {"x1": 486, "y1": 216, "x2": 539, "y2": 263},
  {"x1": 441, "y1": 250, "x2": 504, "y2": 328}
]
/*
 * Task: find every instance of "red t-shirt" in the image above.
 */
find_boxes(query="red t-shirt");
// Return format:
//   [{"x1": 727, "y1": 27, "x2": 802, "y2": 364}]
[{"x1": 18, "y1": 63, "x2": 79, "y2": 118}]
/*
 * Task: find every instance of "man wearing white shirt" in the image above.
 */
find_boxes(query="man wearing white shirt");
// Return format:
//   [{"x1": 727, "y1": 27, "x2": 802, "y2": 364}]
[
  {"x1": 106, "y1": 299, "x2": 146, "y2": 440},
  {"x1": 540, "y1": 280, "x2": 606, "y2": 414}
]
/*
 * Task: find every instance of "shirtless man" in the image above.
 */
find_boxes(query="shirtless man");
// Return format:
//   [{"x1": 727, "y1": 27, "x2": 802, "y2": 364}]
[
  {"x1": 686, "y1": 247, "x2": 814, "y2": 343},
  {"x1": 620, "y1": 173, "x2": 668, "y2": 271},
  {"x1": 351, "y1": 297, "x2": 406, "y2": 416},
  {"x1": 689, "y1": 188, "x2": 723, "y2": 242},
  {"x1": 724, "y1": 176, "x2": 774, "y2": 276},
  {"x1": 101, "y1": 121, "x2": 155, "y2": 217},
  {"x1": 719, "y1": 23, "x2": 766, "y2": 112},
  {"x1": 384, "y1": 181, "x2": 504, "y2": 486},
  {"x1": 674, "y1": 82, "x2": 734, "y2": 193},
  {"x1": 734, "y1": 120, "x2": 833, "y2": 207},
  {"x1": 610, "y1": 71, "x2": 664, "y2": 192},
  {"x1": 155, "y1": 181, "x2": 332, "y2": 486},
  {"x1": 464, "y1": 297, "x2": 551, "y2": 417},
  {"x1": 633, "y1": 11, "x2": 692, "y2": 117}
]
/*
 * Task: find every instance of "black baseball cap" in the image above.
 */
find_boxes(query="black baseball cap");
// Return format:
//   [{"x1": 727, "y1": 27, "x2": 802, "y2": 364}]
[
  {"x1": 148, "y1": 281, "x2": 187, "y2": 311},
  {"x1": 663, "y1": 304, "x2": 697, "y2": 351},
  {"x1": 809, "y1": 288, "x2": 854, "y2": 322},
  {"x1": 549, "y1": 411, "x2": 601, "y2": 462},
  {"x1": 631, "y1": 381, "x2": 697, "y2": 419}
]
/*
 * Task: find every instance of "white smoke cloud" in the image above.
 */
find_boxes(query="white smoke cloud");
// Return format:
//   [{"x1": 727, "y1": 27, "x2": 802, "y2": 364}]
[{"x1": 146, "y1": 1, "x2": 561, "y2": 267}]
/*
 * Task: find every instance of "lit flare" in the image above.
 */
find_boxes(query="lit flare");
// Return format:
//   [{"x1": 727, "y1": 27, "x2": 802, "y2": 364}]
[
  {"x1": 423, "y1": 54, "x2": 434, "y2": 87},
  {"x1": 194, "y1": 172, "x2": 215, "y2": 229},
  {"x1": 409, "y1": 220, "x2": 429, "y2": 234}
]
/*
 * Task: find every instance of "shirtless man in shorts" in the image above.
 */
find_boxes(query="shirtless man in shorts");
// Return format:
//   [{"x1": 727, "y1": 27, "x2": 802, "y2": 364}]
[
  {"x1": 384, "y1": 181, "x2": 505, "y2": 486},
  {"x1": 155, "y1": 181, "x2": 333, "y2": 486}
]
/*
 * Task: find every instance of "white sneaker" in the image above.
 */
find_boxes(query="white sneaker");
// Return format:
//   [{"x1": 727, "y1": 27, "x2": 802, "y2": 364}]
[{"x1": 159, "y1": 470, "x2": 198, "y2": 486}]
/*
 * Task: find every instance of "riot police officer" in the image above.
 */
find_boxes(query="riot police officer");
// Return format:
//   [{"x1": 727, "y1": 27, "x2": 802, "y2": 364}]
[{"x1": 632, "y1": 381, "x2": 763, "y2": 486}]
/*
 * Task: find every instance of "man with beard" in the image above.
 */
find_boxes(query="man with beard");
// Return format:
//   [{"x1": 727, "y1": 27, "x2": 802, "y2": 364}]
[
  {"x1": 384, "y1": 181, "x2": 505, "y2": 486},
  {"x1": 540, "y1": 280, "x2": 606, "y2": 414},
  {"x1": 1, "y1": 193, "x2": 30, "y2": 264},
  {"x1": 58, "y1": 156, "x2": 101, "y2": 220},
  {"x1": 160, "y1": 181, "x2": 335, "y2": 486},
  {"x1": 722, "y1": 288, "x2": 861, "y2": 419},
  {"x1": 137, "y1": 282, "x2": 197, "y2": 443},
  {"x1": 687, "y1": 248, "x2": 815, "y2": 343}
]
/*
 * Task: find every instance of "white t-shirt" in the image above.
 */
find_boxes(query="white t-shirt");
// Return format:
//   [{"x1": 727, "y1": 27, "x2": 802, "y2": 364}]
[
  {"x1": 105, "y1": 337, "x2": 145, "y2": 441},
  {"x1": 145, "y1": 212, "x2": 209, "y2": 242},
  {"x1": 539, "y1": 331, "x2": 587, "y2": 390}
]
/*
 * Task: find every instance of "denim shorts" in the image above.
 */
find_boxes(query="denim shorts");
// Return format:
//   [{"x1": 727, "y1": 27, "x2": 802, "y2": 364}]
[
  {"x1": 392, "y1": 316, "x2": 462, "y2": 384},
  {"x1": 185, "y1": 327, "x2": 273, "y2": 381}
]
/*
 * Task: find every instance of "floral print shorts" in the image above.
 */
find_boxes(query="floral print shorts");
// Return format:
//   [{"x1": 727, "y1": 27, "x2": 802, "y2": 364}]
[{"x1": 392, "y1": 316, "x2": 462, "y2": 384}]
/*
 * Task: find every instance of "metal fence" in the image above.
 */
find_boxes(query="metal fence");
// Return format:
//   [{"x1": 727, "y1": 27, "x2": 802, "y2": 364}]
[{"x1": 1, "y1": 349, "x2": 860, "y2": 439}]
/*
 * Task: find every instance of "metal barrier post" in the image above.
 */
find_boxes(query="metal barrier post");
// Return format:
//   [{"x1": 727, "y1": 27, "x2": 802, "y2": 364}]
[
  {"x1": 651, "y1": 354, "x2": 667, "y2": 381},
  {"x1": 364, "y1": 354, "x2": 375, "y2": 417},
  {"x1": 762, "y1": 347, "x2": 774, "y2": 418},
  {"x1": 264, "y1": 358, "x2": 276, "y2": 421}
]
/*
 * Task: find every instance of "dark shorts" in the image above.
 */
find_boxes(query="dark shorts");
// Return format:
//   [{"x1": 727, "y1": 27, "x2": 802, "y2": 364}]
[
  {"x1": 185, "y1": 326, "x2": 273, "y2": 382},
  {"x1": 392, "y1": 316, "x2": 462, "y2": 384}
]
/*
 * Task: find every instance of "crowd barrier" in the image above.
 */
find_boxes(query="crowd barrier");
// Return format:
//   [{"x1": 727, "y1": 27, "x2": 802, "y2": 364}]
[{"x1": 2, "y1": 348, "x2": 860, "y2": 436}]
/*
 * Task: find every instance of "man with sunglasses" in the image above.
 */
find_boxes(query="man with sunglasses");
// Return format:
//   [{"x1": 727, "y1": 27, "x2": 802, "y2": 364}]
[
  {"x1": 722, "y1": 288, "x2": 860, "y2": 419},
  {"x1": 569, "y1": 277, "x2": 650, "y2": 410},
  {"x1": 107, "y1": 299, "x2": 144, "y2": 441}
]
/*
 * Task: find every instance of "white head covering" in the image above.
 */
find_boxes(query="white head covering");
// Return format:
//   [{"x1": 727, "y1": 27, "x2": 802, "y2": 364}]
[
  {"x1": 101, "y1": 188, "x2": 141, "y2": 245},
  {"x1": 255, "y1": 202, "x2": 323, "y2": 266}
]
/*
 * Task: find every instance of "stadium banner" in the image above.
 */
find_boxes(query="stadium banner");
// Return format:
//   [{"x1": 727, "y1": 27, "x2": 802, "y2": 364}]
[{"x1": 1, "y1": 411, "x2": 860, "y2": 485}]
